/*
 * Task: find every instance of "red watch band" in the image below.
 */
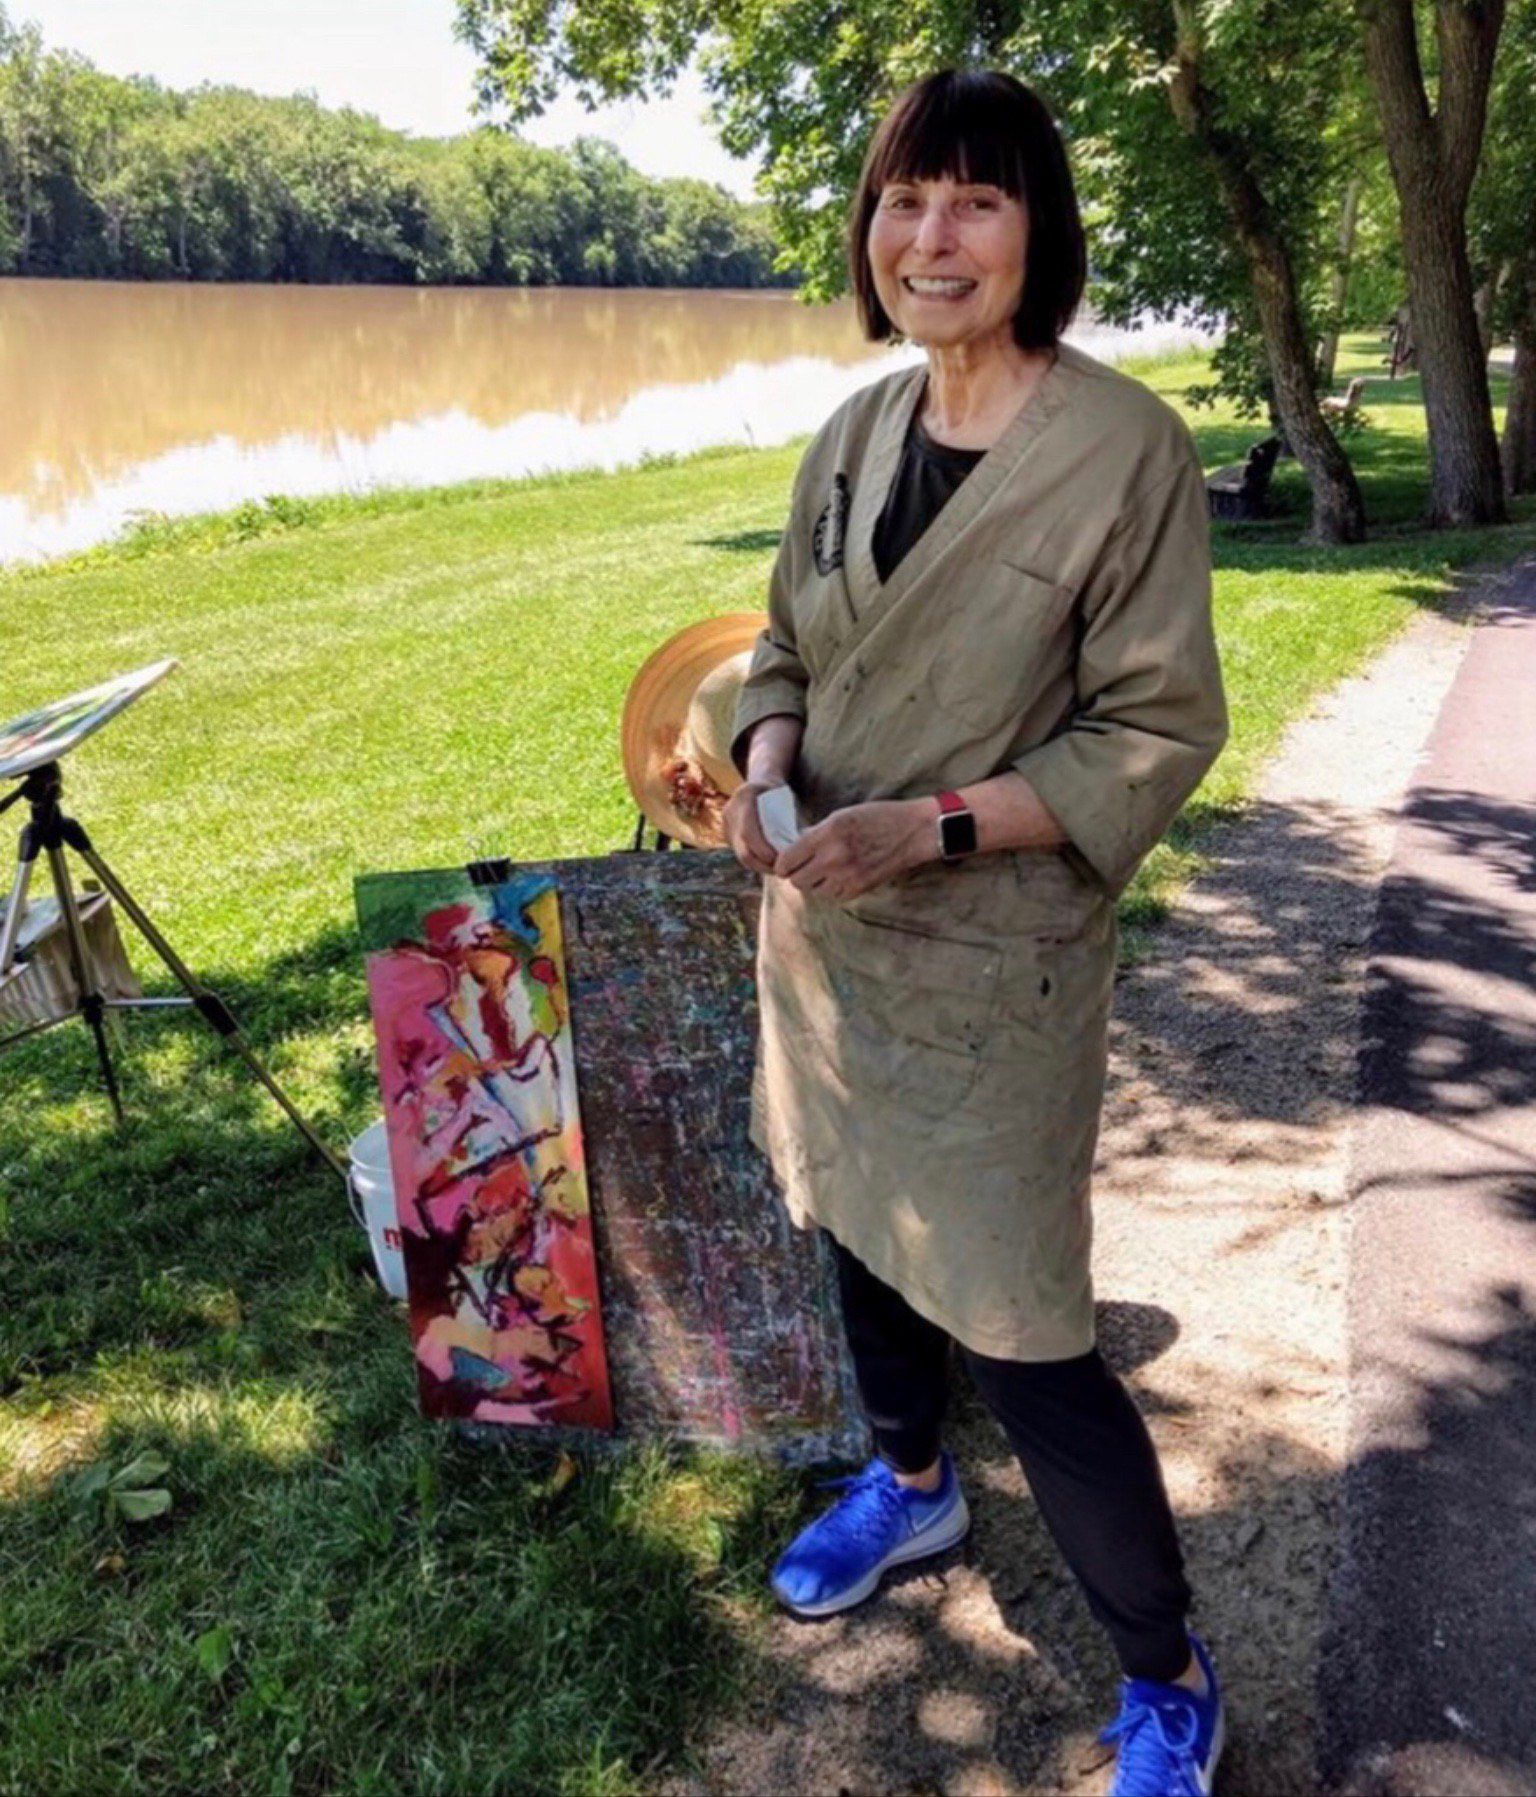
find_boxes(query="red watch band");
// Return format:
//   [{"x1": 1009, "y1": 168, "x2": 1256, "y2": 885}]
[{"x1": 935, "y1": 789, "x2": 968, "y2": 817}]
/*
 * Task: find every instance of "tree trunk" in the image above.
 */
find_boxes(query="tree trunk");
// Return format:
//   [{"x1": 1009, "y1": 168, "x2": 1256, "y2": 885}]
[
  {"x1": 1504, "y1": 273, "x2": 1536, "y2": 496},
  {"x1": 1168, "y1": 3, "x2": 1367, "y2": 543},
  {"x1": 1360, "y1": 0, "x2": 1506, "y2": 525},
  {"x1": 1248, "y1": 233, "x2": 1368, "y2": 542},
  {"x1": 1316, "y1": 173, "x2": 1363, "y2": 393}
]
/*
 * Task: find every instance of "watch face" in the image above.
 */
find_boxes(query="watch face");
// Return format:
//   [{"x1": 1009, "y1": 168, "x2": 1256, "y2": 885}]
[{"x1": 940, "y1": 808, "x2": 978, "y2": 859}]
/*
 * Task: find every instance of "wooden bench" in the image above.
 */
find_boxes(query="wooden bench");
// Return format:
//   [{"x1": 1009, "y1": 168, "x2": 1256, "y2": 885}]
[{"x1": 1206, "y1": 435, "x2": 1281, "y2": 521}]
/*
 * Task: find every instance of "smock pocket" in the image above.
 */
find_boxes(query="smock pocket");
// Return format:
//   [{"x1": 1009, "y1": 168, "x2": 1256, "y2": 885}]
[
  {"x1": 988, "y1": 893, "x2": 1115, "y2": 1059},
  {"x1": 926, "y1": 558, "x2": 1075, "y2": 732},
  {"x1": 803, "y1": 903, "x2": 1003, "y2": 1122}
]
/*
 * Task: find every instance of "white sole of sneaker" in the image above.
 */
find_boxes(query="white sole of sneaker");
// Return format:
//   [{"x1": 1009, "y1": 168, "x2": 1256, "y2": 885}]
[
  {"x1": 773, "y1": 1489, "x2": 972, "y2": 1619},
  {"x1": 1194, "y1": 1700, "x2": 1225, "y2": 1796}
]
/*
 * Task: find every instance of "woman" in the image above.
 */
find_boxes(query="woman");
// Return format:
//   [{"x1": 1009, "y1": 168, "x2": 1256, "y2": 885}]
[{"x1": 723, "y1": 70, "x2": 1230, "y2": 1797}]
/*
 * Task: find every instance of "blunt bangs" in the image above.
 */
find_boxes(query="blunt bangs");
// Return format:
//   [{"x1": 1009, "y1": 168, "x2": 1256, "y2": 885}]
[
  {"x1": 865, "y1": 77, "x2": 1025, "y2": 200},
  {"x1": 848, "y1": 69, "x2": 1087, "y2": 352}
]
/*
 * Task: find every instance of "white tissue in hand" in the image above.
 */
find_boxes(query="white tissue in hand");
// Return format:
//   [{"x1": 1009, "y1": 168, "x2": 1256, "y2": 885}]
[{"x1": 757, "y1": 785, "x2": 803, "y2": 853}]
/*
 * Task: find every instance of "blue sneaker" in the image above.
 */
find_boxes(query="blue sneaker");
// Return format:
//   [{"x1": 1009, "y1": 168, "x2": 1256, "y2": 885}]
[
  {"x1": 1098, "y1": 1631, "x2": 1225, "y2": 1796},
  {"x1": 770, "y1": 1451, "x2": 970, "y2": 1618}
]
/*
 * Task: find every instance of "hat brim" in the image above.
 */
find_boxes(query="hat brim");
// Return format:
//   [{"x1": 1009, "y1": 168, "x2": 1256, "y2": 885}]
[{"x1": 621, "y1": 612, "x2": 767, "y2": 848}]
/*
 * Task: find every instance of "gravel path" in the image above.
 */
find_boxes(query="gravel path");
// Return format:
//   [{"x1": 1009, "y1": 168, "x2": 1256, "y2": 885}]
[{"x1": 672, "y1": 573, "x2": 1492, "y2": 1797}]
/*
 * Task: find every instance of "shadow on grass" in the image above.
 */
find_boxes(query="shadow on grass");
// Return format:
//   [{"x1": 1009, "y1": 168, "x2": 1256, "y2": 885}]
[
  {"x1": 1176, "y1": 361, "x2": 1520, "y2": 540},
  {"x1": 700, "y1": 526, "x2": 784, "y2": 555},
  {"x1": 2, "y1": 1382, "x2": 784, "y2": 1794},
  {"x1": 0, "y1": 910, "x2": 800, "y2": 1791}
]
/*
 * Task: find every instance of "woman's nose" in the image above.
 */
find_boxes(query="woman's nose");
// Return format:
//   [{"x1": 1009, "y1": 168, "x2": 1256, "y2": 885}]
[{"x1": 913, "y1": 203, "x2": 958, "y2": 254}]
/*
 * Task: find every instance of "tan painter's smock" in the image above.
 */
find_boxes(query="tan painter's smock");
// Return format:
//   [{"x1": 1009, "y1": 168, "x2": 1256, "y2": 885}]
[{"x1": 730, "y1": 340, "x2": 1229, "y2": 1360}]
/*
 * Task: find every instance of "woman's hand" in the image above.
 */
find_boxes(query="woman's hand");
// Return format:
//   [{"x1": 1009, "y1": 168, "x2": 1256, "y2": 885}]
[
  {"x1": 773, "y1": 799, "x2": 933, "y2": 901},
  {"x1": 724, "y1": 780, "x2": 782, "y2": 877}
]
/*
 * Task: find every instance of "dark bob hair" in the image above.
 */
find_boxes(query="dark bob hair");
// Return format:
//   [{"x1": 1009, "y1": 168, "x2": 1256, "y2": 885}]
[{"x1": 848, "y1": 69, "x2": 1087, "y2": 352}]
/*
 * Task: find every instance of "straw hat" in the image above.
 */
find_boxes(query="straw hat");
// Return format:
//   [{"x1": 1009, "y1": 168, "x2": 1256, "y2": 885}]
[{"x1": 621, "y1": 613, "x2": 766, "y2": 847}]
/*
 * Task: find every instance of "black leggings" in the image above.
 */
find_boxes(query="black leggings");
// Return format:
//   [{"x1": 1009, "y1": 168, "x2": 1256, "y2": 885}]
[{"x1": 830, "y1": 1232, "x2": 1195, "y2": 1683}]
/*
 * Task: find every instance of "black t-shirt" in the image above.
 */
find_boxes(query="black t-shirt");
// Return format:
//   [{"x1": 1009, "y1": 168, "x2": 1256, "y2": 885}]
[{"x1": 872, "y1": 410, "x2": 986, "y2": 585}]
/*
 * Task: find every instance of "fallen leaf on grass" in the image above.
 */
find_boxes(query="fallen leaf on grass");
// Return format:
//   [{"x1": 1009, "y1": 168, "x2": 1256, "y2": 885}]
[
  {"x1": 111, "y1": 1452, "x2": 169, "y2": 1489},
  {"x1": 195, "y1": 1625, "x2": 234, "y2": 1681},
  {"x1": 113, "y1": 1487, "x2": 171, "y2": 1522},
  {"x1": 75, "y1": 1450, "x2": 175, "y2": 1525}
]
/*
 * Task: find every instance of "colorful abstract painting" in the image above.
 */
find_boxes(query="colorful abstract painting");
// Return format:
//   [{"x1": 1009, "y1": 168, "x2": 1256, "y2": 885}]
[
  {"x1": 359, "y1": 870, "x2": 613, "y2": 1429},
  {"x1": 358, "y1": 852, "x2": 868, "y2": 1462}
]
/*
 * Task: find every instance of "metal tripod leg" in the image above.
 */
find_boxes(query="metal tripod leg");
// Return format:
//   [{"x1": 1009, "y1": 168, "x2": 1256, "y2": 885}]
[
  {"x1": 0, "y1": 827, "x2": 36, "y2": 978},
  {"x1": 63, "y1": 827, "x2": 348, "y2": 1182},
  {"x1": 42, "y1": 836, "x2": 125, "y2": 1123}
]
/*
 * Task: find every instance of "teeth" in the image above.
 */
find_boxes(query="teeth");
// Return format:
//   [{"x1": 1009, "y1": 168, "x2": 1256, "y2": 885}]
[{"x1": 905, "y1": 277, "x2": 976, "y2": 295}]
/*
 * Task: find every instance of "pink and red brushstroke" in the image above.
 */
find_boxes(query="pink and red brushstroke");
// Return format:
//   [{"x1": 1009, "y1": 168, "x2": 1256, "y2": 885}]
[{"x1": 365, "y1": 881, "x2": 613, "y2": 1429}]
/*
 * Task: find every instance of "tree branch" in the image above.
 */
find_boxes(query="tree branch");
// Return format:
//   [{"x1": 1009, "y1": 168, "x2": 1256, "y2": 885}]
[{"x1": 1435, "y1": 0, "x2": 1505, "y2": 209}]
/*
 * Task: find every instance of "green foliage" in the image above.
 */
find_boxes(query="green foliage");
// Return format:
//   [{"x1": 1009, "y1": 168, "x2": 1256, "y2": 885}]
[
  {"x1": 1015, "y1": 2, "x2": 1392, "y2": 416},
  {"x1": 0, "y1": 20, "x2": 795, "y2": 287},
  {"x1": 72, "y1": 1450, "x2": 174, "y2": 1525},
  {"x1": 1183, "y1": 324, "x2": 1276, "y2": 420},
  {"x1": 193, "y1": 1625, "x2": 235, "y2": 1682},
  {"x1": 1338, "y1": 155, "x2": 1407, "y2": 333},
  {"x1": 1470, "y1": 0, "x2": 1536, "y2": 340},
  {"x1": 455, "y1": 0, "x2": 1388, "y2": 415}
]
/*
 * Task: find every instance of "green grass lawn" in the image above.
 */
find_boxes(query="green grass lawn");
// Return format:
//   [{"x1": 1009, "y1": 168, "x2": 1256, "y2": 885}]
[{"x1": 0, "y1": 334, "x2": 1532, "y2": 1795}]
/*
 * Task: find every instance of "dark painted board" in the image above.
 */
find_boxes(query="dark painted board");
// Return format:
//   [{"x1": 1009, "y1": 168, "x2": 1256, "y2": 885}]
[{"x1": 356, "y1": 849, "x2": 868, "y2": 1465}]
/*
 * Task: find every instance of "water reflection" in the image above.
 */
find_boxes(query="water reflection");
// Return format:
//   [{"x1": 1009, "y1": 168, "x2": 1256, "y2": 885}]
[{"x1": 0, "y1": 279, "x2": 1215, "y2": 565}]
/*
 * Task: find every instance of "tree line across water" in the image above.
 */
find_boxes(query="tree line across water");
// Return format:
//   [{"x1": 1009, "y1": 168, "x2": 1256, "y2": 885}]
[
  {"x1": 5, "y1": 0, "x2": 1533, "y2": 541},
  {"x1": 0, "y1": 7, "x2": 794, "y2": 290}
]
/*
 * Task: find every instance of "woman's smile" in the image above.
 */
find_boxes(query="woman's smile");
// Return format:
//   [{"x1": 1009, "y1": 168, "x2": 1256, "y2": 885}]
[{"x1": 901, "y1": 275, "x2": 979, "y2": 301}]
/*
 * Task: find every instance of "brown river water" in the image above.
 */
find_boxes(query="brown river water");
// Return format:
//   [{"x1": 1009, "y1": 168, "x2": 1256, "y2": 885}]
[{"x1": 0, "y1": 278, "x2": 1213, "y2": 565}]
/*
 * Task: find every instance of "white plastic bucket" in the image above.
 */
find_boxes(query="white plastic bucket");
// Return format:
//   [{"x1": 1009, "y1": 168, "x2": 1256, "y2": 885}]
[{"x1": 348, "y1": 1121, "x2": 408, "y2": 1301}]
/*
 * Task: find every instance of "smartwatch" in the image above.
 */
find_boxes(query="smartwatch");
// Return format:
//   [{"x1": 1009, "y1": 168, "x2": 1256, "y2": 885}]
[{"x1": 935, "y1": 790, "x2": 978, "y2": 865}]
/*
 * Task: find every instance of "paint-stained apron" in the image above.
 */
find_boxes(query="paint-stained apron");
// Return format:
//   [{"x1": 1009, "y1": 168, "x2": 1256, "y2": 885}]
[
  {"x1": 736, "y1": 344, "x2": 1227, "y2": 1360},
  {"x1": 750, "y1": 848, "x2": 1114, "y2": 1360}
]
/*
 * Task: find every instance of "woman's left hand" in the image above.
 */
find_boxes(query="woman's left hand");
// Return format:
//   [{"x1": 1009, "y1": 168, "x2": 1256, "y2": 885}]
[{"x1": 772, "y1": 798, "x2": 933, "y2": 901}]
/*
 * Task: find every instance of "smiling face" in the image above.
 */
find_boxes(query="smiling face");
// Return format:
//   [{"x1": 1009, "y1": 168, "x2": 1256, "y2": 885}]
[{"x1": 866, "y1": 173, "x2": 1029, "y2": 350}]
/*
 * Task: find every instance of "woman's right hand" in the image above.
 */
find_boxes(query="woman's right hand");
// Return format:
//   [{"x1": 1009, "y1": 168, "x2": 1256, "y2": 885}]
[{"x1": 724, "y1": 780, "x2": 781, "y2": 877}]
